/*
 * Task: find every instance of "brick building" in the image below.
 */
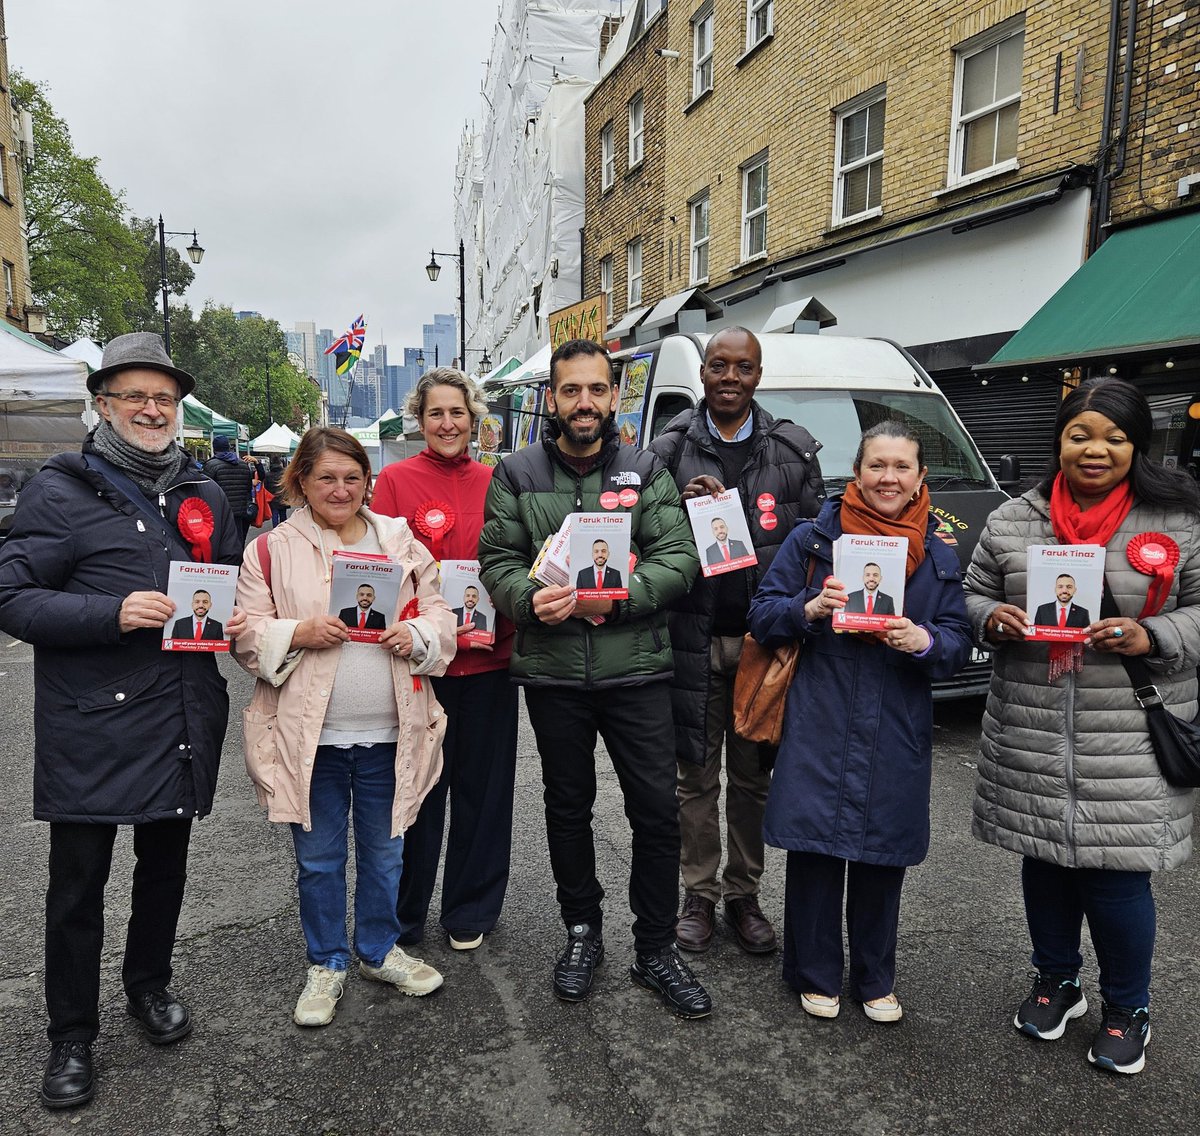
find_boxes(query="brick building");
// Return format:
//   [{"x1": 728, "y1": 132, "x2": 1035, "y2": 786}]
[{"x1": 0, "y1": 0, "x2": 34, "y2": 332}]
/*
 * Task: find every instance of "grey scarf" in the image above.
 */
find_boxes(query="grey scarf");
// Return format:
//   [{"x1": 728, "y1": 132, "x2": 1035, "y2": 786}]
[{"x1": 90, "y1": 419, "x2": 189, "y2": 496}]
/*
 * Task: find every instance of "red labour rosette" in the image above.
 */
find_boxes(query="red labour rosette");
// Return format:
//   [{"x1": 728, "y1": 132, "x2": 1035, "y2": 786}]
[
  {"x1": 177, "y1": 497, "x2": 215, "y2": 563},
  {"x1": 1127, "y1": 531, "x2": 1180, "y2": 619},
  {"x1": 411, "y1": 499, "x2": 456, "y2": 562}
]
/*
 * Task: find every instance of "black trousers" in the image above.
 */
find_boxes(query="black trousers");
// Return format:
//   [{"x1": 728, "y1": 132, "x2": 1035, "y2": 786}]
[
  {"x1": 782, "y1": 850, "x2": 906, "y2": 1003},
  {"x1": 396, "y1": 669, "x2": 519, "y2": 941},
  {"x1": 524, "y1": 681, "x2": 680, "y2": 953},
  {"x1": 46, "y1": 819, "x2": 192, "y2": 1043}
]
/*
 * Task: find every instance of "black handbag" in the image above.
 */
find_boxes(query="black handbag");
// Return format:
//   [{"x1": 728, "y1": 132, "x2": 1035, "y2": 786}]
[{"x1": 1102, "y1": 583, "x2": 1200, "y2": 788}]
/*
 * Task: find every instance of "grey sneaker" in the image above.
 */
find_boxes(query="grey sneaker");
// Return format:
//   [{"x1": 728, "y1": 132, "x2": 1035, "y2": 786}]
[
  {"x1": 294, "y1": 965, "x2": 346, "y2": 1027},
  {"x1": 360, "y1": 945, "x2": 444, "y2": 996}
]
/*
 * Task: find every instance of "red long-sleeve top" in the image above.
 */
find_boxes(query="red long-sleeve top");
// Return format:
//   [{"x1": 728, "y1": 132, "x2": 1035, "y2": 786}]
[{"x1": 372, "y1": 448, "x2": 513, "y2": 677}]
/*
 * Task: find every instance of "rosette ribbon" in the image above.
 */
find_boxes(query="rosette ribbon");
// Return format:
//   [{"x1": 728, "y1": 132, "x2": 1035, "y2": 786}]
[
  {"x1": 399, "y1": 585, "x2": 423, "y2": 691},
  {"x1": 412, "y1": 499, "x2": 456, "y2": 562},
  {"x1": 1128, "y1": 532, "x2": 1180, "y2": 619},
  {"x1": 177, "y1": 497, "x2": 215, "y2": 563}
]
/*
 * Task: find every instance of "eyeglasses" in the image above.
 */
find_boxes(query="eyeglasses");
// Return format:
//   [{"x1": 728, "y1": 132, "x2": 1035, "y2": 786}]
[{"x1": 98, "y1": 391, "x2": 180, "y2": 409}]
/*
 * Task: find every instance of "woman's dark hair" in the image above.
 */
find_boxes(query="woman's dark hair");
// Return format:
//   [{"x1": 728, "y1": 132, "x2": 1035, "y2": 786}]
[
  {"x1": 853, "y1": 420, "x2": 924, "y2": 472},
  {"x1": 282, "y1": 427, "x2": 372, "y2": 508},
  {"x1": 1037, "y1": 378, "x2": 1200, "y2": 514}
]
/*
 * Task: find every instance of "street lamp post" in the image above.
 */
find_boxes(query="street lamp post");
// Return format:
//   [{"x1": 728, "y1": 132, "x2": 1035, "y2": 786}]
[
  {"x1": 265, "y1": 354, "x2": 273, "y2": 424},
  {"x1": 424, "y1": 238, "x2": 467, "y2": 370},
  {"x1": 158, "y1": 214, "x2": 204, "y2": 353}
]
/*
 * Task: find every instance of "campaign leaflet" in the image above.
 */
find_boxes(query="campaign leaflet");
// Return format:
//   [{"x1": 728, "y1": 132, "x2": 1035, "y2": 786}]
[
  {"x1": 441, "y1": 559, "x2": 495, "y2": 647},
  {"x1": 831, "y1": 534, "x2": 909, "y2": 632},
  {"x1": 1025, "y1": 544, "x2": 1104, "y2": 642},
  {"x1": 569, "y1": 513, "x2": 631, "y2": 599},
  {"x1": 328, "y1": 550, "x2": 403, "y2": 643},
  {"x1": 162, "y1": 561, "x2": 237, "y2": 652},
  {"x1": 686, "y1": 489, "x2": 758, "y2": 579}
]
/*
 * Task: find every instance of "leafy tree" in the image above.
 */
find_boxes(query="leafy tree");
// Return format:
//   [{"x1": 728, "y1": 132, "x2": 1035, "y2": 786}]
[
  {"x1": 12, "y1": 74, "x2": 145, "y2": 340},
  {"x1": 125, "y1": 216, "x2": 196, "y2": 333}
]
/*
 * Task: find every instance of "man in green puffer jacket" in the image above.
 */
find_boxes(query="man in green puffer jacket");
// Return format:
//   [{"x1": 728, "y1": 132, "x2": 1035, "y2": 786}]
[{"x1": 479, "y1": 339, "x2": 710, "y2": 1019}]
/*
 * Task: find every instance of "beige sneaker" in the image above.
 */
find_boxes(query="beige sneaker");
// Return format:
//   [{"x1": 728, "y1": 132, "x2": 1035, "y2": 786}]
[
  {"x1": 863, "y1": 993, "x2": 903, "y2": 1022},
  {"x1": 360, "y1": 945, "x2": 444, "y2": 997},
  {"x1": 294, "y1": 965, "x2": 346, "y2": 1027}
]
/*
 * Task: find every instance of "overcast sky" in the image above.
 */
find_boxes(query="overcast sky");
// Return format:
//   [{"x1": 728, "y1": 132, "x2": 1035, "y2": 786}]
[{"x1": 7, "y1": 0, "x2": 499, "y2": 355}]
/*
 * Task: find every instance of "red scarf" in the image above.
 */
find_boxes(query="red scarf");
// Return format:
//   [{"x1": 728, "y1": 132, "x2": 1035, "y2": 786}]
[
  {"x1": 840, "y1": 481, "x2": 931, "y2": 578},
  {"x1": 1045, "y1": 472, "x2": 1134, "y2": 681}
]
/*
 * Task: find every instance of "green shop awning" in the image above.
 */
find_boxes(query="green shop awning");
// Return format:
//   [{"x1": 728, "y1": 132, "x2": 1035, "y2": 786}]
[{"x1": 985, "y1": 208, "x2": 1200, "y2": 371}]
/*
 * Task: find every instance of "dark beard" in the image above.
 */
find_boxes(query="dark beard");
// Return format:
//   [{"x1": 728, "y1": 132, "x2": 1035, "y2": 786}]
[{"x1": 556, "y1": 409, "x2": 612, "y2": 449}]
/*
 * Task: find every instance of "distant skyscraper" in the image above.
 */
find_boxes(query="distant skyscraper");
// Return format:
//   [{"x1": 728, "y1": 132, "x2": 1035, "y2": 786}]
[
  {"x1": 294, "y1": 320, "x2": 319, "y2": 379},
  {"x1": 234, "y1": 310, "x2": 262, "y2": 321},
  {"x1": 423, "y1": 313, "x2": 457, "y2": 370}
]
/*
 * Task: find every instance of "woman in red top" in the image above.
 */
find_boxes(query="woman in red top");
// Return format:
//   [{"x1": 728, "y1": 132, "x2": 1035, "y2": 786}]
[{"x1": 372, "y1": 368, "x2": 518, "y2": 951}]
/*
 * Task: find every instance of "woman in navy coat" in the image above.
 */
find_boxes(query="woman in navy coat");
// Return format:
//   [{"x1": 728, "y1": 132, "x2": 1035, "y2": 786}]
[{"x1": 748, "y1": 422, "x2": 971, "y2": 1022}]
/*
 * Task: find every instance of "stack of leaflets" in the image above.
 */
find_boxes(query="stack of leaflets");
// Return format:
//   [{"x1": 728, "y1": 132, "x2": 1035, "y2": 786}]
[
  {"x1": 529, "y1": 513, "x2": 631, "y2": 600},
  {"x1": 1025, "y1": 544, "x2": 1103, "y2": 642},
  {"x1": 831, "y1": 534, "x2": 908, "y2": 631},
  {"x1": 441, "y1": 559, "x2": 496, "y2": 647},
  {"x1": 685, "y1": 489, "x2": 758, "y2": 578},
  {"x1": 328, "y1": 550, "x2": 403, "y2": 643},
  {"x1": 162, "y1": 561, "x2": 238, "y2": 652}
]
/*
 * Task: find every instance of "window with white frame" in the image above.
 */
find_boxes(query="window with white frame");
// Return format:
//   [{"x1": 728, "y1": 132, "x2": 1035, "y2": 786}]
[
  {"x1": 643, "y1": 0, "x2": 666, "y2": 24},
  {"x1": 834, "y1": 89, "x2": 885, "y2": 223},
  {"x1": 628, "y1": 92, "x2": 644, "y2": 168},
  {"x1": 951, "y1": 18, "x2": 1024, "y2": 182},
  {"x1": 626, "y1": 238, "x2": 643, "y2": 307},
  {"x1": 692, "y1": 6, "x2": 714, "y2": 100},
  {"x1": 746, "y1": 0, "x2": 773, "y2": 50},
  {"x1": 0, "y1": 147, "x2": 7, "y2": 199},
  {"x1": 601, "y1": 123, "x2": 615, "y2": 191},
  {"x1": 600, "y1": 255, "x2": 613, "y2": 317},
  {"x1": 3, "y1": 261, "x2": 14, "y2": 313},
  {"x1": 689, "y1": 193, "x2": 710, "y2": 283},
  {"x1": 741, "y1": 154, "x2": 768, "y2": 259}
]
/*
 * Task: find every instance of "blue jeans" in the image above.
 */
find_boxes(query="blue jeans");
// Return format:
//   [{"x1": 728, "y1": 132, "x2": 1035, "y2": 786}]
[
  {"x1": 1021, "y1": 856, "x2": 1155, "y2": 1008},
  {"x1": 290, "y1": 743, "x2": 405, "y2": 970}
]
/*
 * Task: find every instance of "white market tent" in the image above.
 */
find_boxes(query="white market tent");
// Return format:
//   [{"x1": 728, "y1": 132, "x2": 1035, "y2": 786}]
[
  {"x1": 0, "y1": 323, "x2": 92, "y2": 407},
  {"x1": 488, "y1": 343, "x2": 551, "y2": 389},
  {"x1": 61, "y1": 336, "x2": 104, "y2": 370},
  {"x1": 250, "y1": 421, "x2": 302, "y2": 454}
]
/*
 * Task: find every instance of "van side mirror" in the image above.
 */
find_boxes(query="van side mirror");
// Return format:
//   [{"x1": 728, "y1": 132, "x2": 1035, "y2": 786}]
[{"x1": 997, "y1": 454, "x2": 1021, "y2": 490}]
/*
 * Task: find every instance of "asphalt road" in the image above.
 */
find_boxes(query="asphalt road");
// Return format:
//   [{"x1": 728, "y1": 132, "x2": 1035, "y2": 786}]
[{"x1": 0, "y1": 632, "x2": 1197, "y2": 1136}]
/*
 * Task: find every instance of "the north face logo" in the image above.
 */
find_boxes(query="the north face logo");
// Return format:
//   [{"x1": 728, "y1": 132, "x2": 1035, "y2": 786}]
[{"x1": 612, "y1": 471, "x2": 642, "y2": 487}]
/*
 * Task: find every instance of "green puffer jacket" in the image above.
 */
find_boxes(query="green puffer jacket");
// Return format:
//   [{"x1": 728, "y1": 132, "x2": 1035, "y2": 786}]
[{"x1": 479, "y1": 423, "x2": 699, "y2": 688}]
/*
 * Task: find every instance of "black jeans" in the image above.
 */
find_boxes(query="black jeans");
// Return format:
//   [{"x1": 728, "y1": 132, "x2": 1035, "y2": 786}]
[
  {"x1": 46, "y1": 819, "x2": 192, "y2": 1042},
  {"x1": 524, "y1": 681, "x2": 680, "y2": 953},
  {"x1": 397, "y1": 669, "x2": 519, "y2": 940}
]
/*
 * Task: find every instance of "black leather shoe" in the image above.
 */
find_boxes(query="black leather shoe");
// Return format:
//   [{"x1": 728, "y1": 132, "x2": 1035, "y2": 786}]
[
  {"x1": 42, "y1": 1041, "x2": 94, "y2": 1109},
  {"x1": 553, "y1": 923, "x2": 604, "y2": 1002},
  {"x1": 724, "y1": 895, "x2": 778, "y2": 954},
  {"x1": 126, "y1": 989, "x2": 192, "y2": 1045}
]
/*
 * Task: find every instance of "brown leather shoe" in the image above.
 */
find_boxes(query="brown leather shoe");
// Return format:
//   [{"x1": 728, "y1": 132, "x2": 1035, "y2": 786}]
[
  {"x1": 724, "y1": 895, "x2": 778, "y2": 954},
  {"x1": 674, "y1": 894, "x2": 716, "y2": 953}
]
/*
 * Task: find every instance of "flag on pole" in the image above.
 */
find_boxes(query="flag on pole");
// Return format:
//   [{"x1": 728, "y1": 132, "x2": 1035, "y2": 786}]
[{"x1": 325, "y1": 315, "x2": 366, "y2": 376}]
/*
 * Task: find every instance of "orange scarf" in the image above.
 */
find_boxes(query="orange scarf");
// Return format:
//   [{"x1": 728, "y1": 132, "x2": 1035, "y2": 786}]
[{"x1": 839, "y1": 480, "x2": 931, "y2": 578}]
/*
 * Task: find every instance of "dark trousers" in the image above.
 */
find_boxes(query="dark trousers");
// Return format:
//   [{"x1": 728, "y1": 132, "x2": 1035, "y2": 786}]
[
  {"x1": 782, "y1": 850, "x2": 906, "y2": 1002},
  {"x1": 1021, "y1": 856, "x2": 1155, "y2": 1008},
  {"x1": 397, "y1": 670, "x2": 519, "y2": 941},
  {"x1": 46, "y1": 819, "x2": 192, "y2": 1042},
  {"x1": 524, "y1": 682, "x2": 680, "y2": 953}
]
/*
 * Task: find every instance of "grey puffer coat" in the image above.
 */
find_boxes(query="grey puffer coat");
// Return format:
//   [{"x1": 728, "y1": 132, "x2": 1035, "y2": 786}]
[{"x1": 964, "y1": 489, "x2": 1200, "y2": 871}]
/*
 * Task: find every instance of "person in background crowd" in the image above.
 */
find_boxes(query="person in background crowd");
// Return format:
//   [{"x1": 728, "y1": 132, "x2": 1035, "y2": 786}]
[
  {"x1": 267, "y1": 455, "x2": 289, "y2": 527},
  {"x1": 650, "y1": 327, "x2": 825, "y2": 957},
  {"x1": 233, "y1": 427, "x2": 456, "y2": 1028},
  {"x1": 964, "y1": 378, "x2": 1200, "y2": 1076},
  {"x1": 0, "y1": 332, "x2": 244, "y2": 1110},
  {"x1": 748, "y1": 420, "x2": 971, "y2": 1024},
  {"x1": 203, "y1": 435, "x2": 253, "y2": 543},
  {"x1": 372, "y1": 367, "x2": 519, "y2": 952}
]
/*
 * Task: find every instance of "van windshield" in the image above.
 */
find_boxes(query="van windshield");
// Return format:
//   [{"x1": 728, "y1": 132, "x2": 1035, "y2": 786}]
[{"x1": 754, "y1": 388, "x2": 993, "y2": 489}]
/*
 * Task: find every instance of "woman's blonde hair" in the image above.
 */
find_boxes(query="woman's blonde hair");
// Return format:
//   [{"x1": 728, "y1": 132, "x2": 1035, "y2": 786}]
[{"x1": 404, "y1": 367, "x2": 488, "y2": 424}]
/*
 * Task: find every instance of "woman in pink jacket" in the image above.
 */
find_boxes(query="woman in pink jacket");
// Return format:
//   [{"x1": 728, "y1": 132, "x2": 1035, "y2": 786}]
[{"x1": 234, "y1": 427, "x2": 456, "y2": 1028}]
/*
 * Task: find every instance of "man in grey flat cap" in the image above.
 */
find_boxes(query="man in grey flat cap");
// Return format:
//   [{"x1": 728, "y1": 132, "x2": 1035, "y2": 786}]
[{"x1": 0, "y1": 333, "x2": 245, "y2": 1110}]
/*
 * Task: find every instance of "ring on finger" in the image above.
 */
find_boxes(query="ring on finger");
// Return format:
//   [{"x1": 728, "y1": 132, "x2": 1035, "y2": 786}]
[{"x1": 1112, "y1": 627, "x2": 1124, "y2": 638}]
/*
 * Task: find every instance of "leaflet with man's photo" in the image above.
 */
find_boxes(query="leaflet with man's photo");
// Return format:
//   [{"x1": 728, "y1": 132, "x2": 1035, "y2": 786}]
[
  {"x1": 1025, "y1": 544, "x2": 1104, "y2": 642},
  {"x1": 686, "y1": 489, "x2": 758, "y2": 578},
  {"x1": 441, "y1": 559, "x2": 495, "y2": 647},
  {"x1": 570, "y1": 512, "x2": 631, "y2": 599},
  {"x1": 831, "y1": 535, "x2": 909, "y2": 631},
  {"x1": 162, "y1": 561, "x2": 237, "y2": 652},
  {"x1": 328, "y1": 550, "x2": 403, "y2": 643}
]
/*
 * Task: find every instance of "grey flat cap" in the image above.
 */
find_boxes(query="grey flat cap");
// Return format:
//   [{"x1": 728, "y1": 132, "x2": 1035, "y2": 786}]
[{"x1": 86, "y1": 332, "x2": 196, "y2": 396}]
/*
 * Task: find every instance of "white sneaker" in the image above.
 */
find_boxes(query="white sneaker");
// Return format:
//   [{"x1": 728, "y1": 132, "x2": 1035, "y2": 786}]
[
  {"x1": 863, "y1": 993, "x2": 903, "y2": 1022},
  {"x1": 294, "y1": 965, "x2": 346, "y2": 1027},
  {"x1": 449, "y1": 931, "x2": 484, "y2": 951},
  {"x1": 800, "y1": 992, "x2": 841, "y2": 1019},
  {"x1": 360, "y1": 945, "x2": 444, "y2": 997}
]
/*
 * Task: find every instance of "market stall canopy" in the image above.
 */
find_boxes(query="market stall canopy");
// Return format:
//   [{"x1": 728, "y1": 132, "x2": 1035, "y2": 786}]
[
  {"x1": 983, "y1": 209, "x2": 1200, "y2": 371},
  {"x1": 480, "y1": 356, "x2": 523, "y2": 384},
  {"x1": 485, "y1": 343, "x2": 552, "y2": 391},
  {"x1": 182, "y1": 393, "x2": 244, "y2": 441},
  {"x1": 250, "y1": 422, "x2": 302, "y2": 453},
  {"x1": 379, "y1": 414, "x2": 420, "y2": 440},
  {"x1": 0, "y1": 322, "x2": 91, "y2": 407},
  {"x1": 61, "y1": 337, "x2": 104, "y2": 370}
]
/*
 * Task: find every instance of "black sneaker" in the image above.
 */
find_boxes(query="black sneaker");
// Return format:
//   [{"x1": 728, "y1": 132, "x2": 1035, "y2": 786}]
[
  {"x1": 1014, "y1": 972, "x2": 1088, "y2": 1040},
  {"x1": 630, "y1": 946, "x2": 713, "y2": 1019},
  {"x1": 1088, "y1": 1003, "x2": 1151, "y2": 1074},
  {"x1": 553, "y1": 923, "x2": 604, "y2": 1002}
]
